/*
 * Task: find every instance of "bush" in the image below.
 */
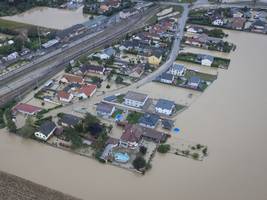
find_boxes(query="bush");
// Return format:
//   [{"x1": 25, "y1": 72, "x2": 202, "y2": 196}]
[
  {"x1": 139, "y1": 146, "x2": 147, "y2": 155},
  {"x1": 157, "y1": 144, "x2": 170, "y2": 153},
  {"x1": 192, "y1": 152, "x2": 199, "y2": 160},
  {"x1": 133, "y1": 156, "x2": 146, "y2": 170}
]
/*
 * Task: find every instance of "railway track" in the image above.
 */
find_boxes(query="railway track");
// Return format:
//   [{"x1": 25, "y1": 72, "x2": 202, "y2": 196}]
[{"x1": 0, "y1": 5, "x2": 162, "y2": 107}]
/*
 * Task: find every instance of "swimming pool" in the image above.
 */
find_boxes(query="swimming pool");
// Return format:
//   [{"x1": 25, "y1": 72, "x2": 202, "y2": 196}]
[{"x1": 114, "y1": 152, "x2": 130, "y2": 163}]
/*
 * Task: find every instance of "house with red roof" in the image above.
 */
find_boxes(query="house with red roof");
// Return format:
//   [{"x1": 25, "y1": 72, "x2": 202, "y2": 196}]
[
  {"x1": 76, "y1": 84, "x2": 97, "y2": 99},
  {"x1": 60, "y1": 74, "x2": 84, "y2": 84},
  {"x1": 57, "y1": 90, "x2": 73, "y2": 103},
  {"x1": 13, "y1": 103, "x2": 42, "y2": 115}
]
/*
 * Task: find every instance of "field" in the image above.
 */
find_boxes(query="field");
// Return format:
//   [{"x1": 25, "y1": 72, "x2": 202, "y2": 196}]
[
  {"x1": 0, "y1": 171, "x2": 80, "y2": 200},
  {"x1": 0, "y1": 18, "x2": 33, "y2": 30}
]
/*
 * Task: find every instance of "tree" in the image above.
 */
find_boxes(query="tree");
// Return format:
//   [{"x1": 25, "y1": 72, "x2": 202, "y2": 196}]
[
  {"x1": 115, "y1": 76, "x2": 123, "y2": 84},
  {"x1": 132, "y1": 156, "x2": 146, "y2": 170},
  {"x1": 157, "y1": 144, "x2": 170, "y2": 153},
  {"x1": 17, "y1": 124, "x2": 35, "y2": 138},
  {"x1": 65, "y1": 128, "x2": 83, "y2": 149},
  {"x1": 139, "y1": 146, "x2": 147, "y2": 155}
]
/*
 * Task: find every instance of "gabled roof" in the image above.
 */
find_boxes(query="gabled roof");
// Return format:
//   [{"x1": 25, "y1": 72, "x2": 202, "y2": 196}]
[
  {"x1": 60, "y1": 114, "x2": 82, "y2": 126},
  {"x1": 13, "y1": 103, "x2": 42, "y2": 114},
  {"x1": 161, "y1": 72, "x2": 174, "y2": 81},
  {"x1": 161, "y1": 119, "x2": 174, "y2": 130},
  {"x1": 62, "y1": 74, "x2": 83, "y2": 83},
  {"x1": 188, "y1": 76, "x2": 201, "y2": 84},
  {"x1": 156, "y1": 99, "x2": 175, "y2": 110},
  {"x1": 96, "y1": 102, "x2": 114, "y2": 114},
  {"x1": 120, "y1": 124, "x2": 143, "y2": 143},
  {"x1": 124, "y1": 91, "x2": 148, "y2": 103},
  {"x1": 171, "y1": 63, "x2": 185, "y2": 72},
  {"x1": 139, "y1": 113, "x2": 160, "y2": 127},
  {"x1": 38, "y1": 121, "x2": 56, "y2": 136},
  {"x1": 58, "y1": 90, "x2": 71, "y2": 99},
  {"x1": 103, "y1": 47, "x2": 115, "y2": 57},
  {"x1": 78, "y1": 84, "x2": 97, "y2": 97},
  {"x1": 80, "y1": 65, "x2": 105, "y2": 73}
]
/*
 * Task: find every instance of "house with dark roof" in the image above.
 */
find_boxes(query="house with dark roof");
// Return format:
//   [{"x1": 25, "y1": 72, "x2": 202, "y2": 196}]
[
  {"x1": 80, "y1": 65, "x2": 105, "y2": 75},
  {"x1": 187, "y1": 76, "x2": 201, "y2": 89},
  {"x1": 161, "y1": 119, "x2": 174, "y2": 130},
  {"x1": 34, "y1": 121, "x2": 57, "y2": 141},
  {"x1": 155, "y1": 99, "x2": 175, "y2": 116},
  {"x1": 160, "y1": 72, "x2": 174, "y2": 84},
  {"x1": 119, "y1": 124, "x2": 167, "y2": 148},
  {"x1": 168, "y1": 63, "x2": 186, "y2": 76},
  {"x1": 123, "y1": 91, "x2": 148, "y2": 108},
  {"x1": 96, "y1": 102, "x2": 115, "y2": 118},
  {"x1": 139, "y1": 113, "x2": 160, "y2": 129},
  {"x1": 59, "y1": 113, "x2": 82, "y2": 128}
]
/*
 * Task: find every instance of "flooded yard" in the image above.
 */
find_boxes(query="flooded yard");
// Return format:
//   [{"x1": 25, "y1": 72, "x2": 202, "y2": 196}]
[
  {"x1": 1, "y1": 7, "x2": 90, "y2": 30},
  {"x1": 0, "y1": 30, "x2": 267, "y2": 200}
]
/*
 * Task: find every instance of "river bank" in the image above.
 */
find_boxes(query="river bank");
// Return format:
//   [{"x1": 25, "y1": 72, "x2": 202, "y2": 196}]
[{"x1": 0, "y1": 30, "x2": 267, "y2": 200}]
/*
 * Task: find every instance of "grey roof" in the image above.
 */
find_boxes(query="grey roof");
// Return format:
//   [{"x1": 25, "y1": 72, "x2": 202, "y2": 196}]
[
  {"x1": 141, "y1": 126, "x2": 166, "y2": 143},
  {"x1": 124, "y1": 91, "x2": 148, "y2": 103},
  {"x1": 171, "y1": 63, "x2": 185, "y2": 72},
  {"x1": 60, "y1": 114, "x2": 82, "y2": 126},
  {"x1": 104, "y1": 95, "x2": 117, "y2": 102},
  {"x1": 197, "y1": 54, "x2": 214, "y2": 62},
  {"x1": 80, "y1": 65, "x2": 105, "y2": 73},
  {"x1": 188, "y1": 76, "x2": 201, "y2": 84},
  {"x1": 103, "y1": 47, "x2": 115, "y2": 57},
  {"x1": 139, "y1": 113, "x2": 160, "y2": 127},
  {"x1": 161, "y1": 119, "x2": 174, "y2": 130},
  {"x1": 38, "y1": 121, "x2": 56, "y2": 136},
  {"x1": 161, "y1": 72, "x2": 174, "y2": 81},
  {"x1": 96, "y1": 102, "x2": 114, "y2": 114},
  {"x1": 155, "y1": 99, "x2": 175, "y2": 110}
]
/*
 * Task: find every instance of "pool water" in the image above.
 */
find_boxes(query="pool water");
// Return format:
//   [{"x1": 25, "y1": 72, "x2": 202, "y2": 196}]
[{"x1": 114, "y1": 152, "x2": 130, "y2": 163}]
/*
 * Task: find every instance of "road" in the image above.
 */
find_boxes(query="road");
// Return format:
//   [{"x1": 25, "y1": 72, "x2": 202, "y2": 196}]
[{"x1": 43, "y1": 4, "x2": 191, "y2": 115}]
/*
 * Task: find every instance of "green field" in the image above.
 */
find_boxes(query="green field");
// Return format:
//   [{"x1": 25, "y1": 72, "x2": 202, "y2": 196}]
[{"x1": 0, "y1": 18, "x2": 33, "y2": 30}]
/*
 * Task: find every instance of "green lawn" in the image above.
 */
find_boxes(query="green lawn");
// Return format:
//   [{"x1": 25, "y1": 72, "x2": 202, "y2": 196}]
[
  {"x1": 0, "y1": 18, "x2": 33, "y2": 30},
  {"x1": 184, "y1": 70, "x2": 217, "y2": 82}
]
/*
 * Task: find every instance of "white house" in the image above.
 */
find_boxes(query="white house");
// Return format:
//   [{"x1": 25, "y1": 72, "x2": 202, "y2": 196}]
[
  {"x1": 124, "y1": 91, "x2": 148, "y2": 108},
  {"x1": 169, "y1": 63, "x2": 186, "y2": 76},
  {"x1": 155, "y1": 99, "x2": 175, "y2": 116},
  {"x1": 76, "y1": 84, "x2": 97, "y2": 99},
  {"x1": 34, "y1": 121, "x2": 56, "y2": 141},
  {"x1": 212, "y1": 18, "x2": 224, "y2": 26},
  {"x1": 197, "y1": 54, "x2": 214, "y2": 67}
]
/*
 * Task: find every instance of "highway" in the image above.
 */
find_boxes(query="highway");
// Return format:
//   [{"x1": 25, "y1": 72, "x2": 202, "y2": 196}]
[{"x1": 0, "y1": 5, "x2": 162, "y2": 106}]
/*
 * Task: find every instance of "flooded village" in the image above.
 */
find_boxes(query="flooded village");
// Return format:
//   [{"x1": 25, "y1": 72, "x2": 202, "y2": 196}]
[{"x1": 0, "y1": 0, "x2": 267, "y2": 200}]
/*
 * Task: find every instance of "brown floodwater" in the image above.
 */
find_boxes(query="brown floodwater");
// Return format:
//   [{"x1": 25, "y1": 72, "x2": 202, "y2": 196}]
[
  {"x1": 0, "y1": 30, "x2": 267, "y2": 200},
  {"x1": 1, "y1": 7, "x2": 90, "y2": 30}
]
